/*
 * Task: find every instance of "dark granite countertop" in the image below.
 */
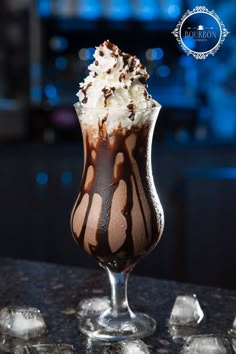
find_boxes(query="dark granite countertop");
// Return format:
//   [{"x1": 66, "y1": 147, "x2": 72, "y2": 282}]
[{"x1": 0, "y1": 257, "x2": 235, "y2": 353}]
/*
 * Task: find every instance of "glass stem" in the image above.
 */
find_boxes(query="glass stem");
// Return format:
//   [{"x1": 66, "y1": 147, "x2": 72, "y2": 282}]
[{"x1": 106, "y1": 268, "x2": 132, "y2": 318}]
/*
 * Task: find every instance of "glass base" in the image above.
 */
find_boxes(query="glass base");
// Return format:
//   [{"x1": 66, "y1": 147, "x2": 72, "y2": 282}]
[{"x1": 79, "y1": 309, "x2": 156, "y2": 341}]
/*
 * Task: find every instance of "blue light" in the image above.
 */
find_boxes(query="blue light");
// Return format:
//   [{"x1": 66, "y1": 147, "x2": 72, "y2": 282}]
[
  {"x1": 36, "y1": 172, "x2": 48, "y2": 185},
  {"x1": 55, "y1": 56, "x2": 68, "y2": 70},
  {"x1": 31, "y1": 86, "x2": 42, "y2": 103},
  {"x1": 167, "y1": 4, "x2": 180, "y2": 18},
  {"x1": 61, "y1": 171, "x2": 73, "y2": 185},
  {"x1": 212, "y1": 108, "x2": 236, "y2": 139},
  {"x1": 37, "y1": 0, "x2": 51, "y2": 17},
  {"x1": 79, "y1": 0, "x2": 102, "y2": 19},
  {"x1": 180, "y1": 55, "x2": 195, "y2": 68},
  {"x1": 135, "y1": 1, "x2": 159, "y2": 21},
  {"x1": 158, "y1": 65, "x2": 170, "y2": 78},
  {"x1": 186, "y1": 168, "x2": 236, "y2": 180},
  {"x1": 152, "y1": 48, "x2": 164, "y2": 61},
  {"x1": 86, "y1": 47, "x2": 95, "y2": 60},
  {"x1": 30, "y1": 64, "x2": 42, "y2": 78},
  {"x1": 49, "y1": 37, "x2": 68, "y2": 52},
  {"x1": 45, "y1": 84, "x2": 58, "y2": 99},
  {"x1": 183, "y1": 36, "x2": 196, "y2": 50},
  {"x1": 105, "y1": 0, "x2": 132, "y2": 20},
  {"x1": 0, "y1": 98, "x2": 18, "y2": 110}
]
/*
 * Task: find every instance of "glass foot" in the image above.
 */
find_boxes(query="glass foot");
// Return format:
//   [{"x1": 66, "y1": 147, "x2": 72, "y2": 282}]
[{"x1": 79, "y1": 310, "x2": 156, "y2": 341}]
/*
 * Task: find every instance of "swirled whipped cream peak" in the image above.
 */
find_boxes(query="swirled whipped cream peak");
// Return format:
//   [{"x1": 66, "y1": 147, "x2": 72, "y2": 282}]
[{"x1": 76, "y1": 40, "x2": 159, "y2": 131}]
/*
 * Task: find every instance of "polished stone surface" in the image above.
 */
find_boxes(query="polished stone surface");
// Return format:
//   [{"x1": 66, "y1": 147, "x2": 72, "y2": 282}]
[{"x1": 0, "y1": 258, "x2": 235, "y2": 353}]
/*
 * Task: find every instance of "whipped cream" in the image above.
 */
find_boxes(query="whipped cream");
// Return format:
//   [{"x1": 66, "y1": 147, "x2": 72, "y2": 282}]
[{"x1": 76, "y1": 40, "x2": 160, "y2": 131}]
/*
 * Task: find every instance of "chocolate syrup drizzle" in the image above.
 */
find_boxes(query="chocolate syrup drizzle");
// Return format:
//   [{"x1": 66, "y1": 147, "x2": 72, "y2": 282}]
[
  {"x1": 71, "y1": 122, "x2": 164, "y2": 272},
  {"x1": 81, "y1": 82, "x2": 92, "y2": 104}
]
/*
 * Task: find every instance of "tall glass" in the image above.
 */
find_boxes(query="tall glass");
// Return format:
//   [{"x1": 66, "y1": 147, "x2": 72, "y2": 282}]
[{"x1": 71, "y1": 104, "x2": 164, "y2": 341}]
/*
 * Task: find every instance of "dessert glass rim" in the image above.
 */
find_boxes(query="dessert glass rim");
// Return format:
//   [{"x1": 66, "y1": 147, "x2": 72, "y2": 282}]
[{"x1": 73, "y1": 102, "x2": 161, "y2": 112}]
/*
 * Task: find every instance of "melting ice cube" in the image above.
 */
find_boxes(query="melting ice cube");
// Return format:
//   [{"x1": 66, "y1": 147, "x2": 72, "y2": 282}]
[
  {"x1": 180, "y1": 335, "x2": 233, "y2": 354},
  {"x1": 77, "y1": 296, "x2": 110, "y2": 317},
  {"x1": 169, "y1": 294, "x2": 204, "y2": 326},
  {"x1": 0, "y1": 307, "x2": 46, "y2": 340}
]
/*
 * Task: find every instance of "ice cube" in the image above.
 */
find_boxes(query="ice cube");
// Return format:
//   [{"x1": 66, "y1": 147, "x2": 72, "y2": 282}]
[
  {"x1": 169, "y1": 294, "x2": 204, "y2": 326},
  {"x1": 231, "y1": 316, "x2": 236, "y2": 335},
  {"x1": 169, "y1": 324, "x2": 198, "y2": 343},
  {"x1": 118, "y1": 340, "x2": 150, "y2": 354},
  {"x1": 0, "y1": 307, "x2": 46, "y2": 340},
  {"x1": 77, "y1": 297, "x2": 110, "y2": 317},
  {"x1": 180, "y1": 335, "x2": 233, "y2": 354},
  {"x1": 87, "y1": 339, "x2": 150, "y2": 354},
  {"x1": 232, "y1": 338, "x2": 236, "y2": 352},
  {"x1": 17, "y1": 343, "x2": 75, "y2": 353}
]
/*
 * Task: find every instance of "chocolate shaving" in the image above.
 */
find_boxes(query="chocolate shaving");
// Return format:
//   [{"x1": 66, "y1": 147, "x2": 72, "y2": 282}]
[
  {"x1": 122, "y1": 53, "x2": 131, "y2": 68},
  {"x1": 139, "y1": 77, "x2": 146, "y2": 85},
  {"x1": 104, "y1": 40, "x2": 117, "y2": 52},
  {"x1": 95, "y1": 60, "x2": 99, "y2": 66},
  {"x1": 124, "y1": 85, "x2": 128, "y2": 89},
  {"x1": 129, "y1": 111, "x2": 135, "y2": 121},
  {"x1": 99, "y1": 50, "x2": 104, "y2": 56},
  {"x1": 127, "y1": 103, "x2": 135, "y2": 110},
  {"x1": 119, "y1": 73, "x2": 126, "y2": 82},
  {"x1": 127, "y1": 102, "x2": 135, "y2": 121},
  {"x1": 129, "y1": 57, "x2": 136, "y2": 72},
  {"x1": 106, "y1": 68, "x2": 111, "y2": 74}
]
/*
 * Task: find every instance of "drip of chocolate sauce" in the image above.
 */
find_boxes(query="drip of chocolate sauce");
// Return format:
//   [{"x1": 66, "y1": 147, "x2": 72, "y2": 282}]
[
  {"x1": 102, "y1": 88, "x2": 113, "y2": 107},
  {"x1": 81, "y1": 82, "x2": 92, "y2": 104},
  {"x1": 71, "y1": 122, "x2": 163, "y2": 272}
]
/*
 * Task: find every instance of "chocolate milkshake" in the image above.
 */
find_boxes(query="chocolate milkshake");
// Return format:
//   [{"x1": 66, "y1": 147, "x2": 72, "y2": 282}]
[{"x1": 71, "y1": 40, "x2": 164, "y2": 273}]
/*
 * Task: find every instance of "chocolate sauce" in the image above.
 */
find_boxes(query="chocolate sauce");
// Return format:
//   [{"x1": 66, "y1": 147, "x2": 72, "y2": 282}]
[
  {"x1": 102, "y1": 88, "x2": 113, "y2": 107},
  {"x1": 81, "y1": 82, "x2": 92, "y2": 104},
  {"x1": 71, "y1": 122, "x2": 164, "y2": 272}
]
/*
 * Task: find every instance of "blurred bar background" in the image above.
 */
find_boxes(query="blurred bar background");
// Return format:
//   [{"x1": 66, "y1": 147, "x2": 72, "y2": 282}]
[{"x1": 0, "y1": 0, "x2": 236, "y2": 289}]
